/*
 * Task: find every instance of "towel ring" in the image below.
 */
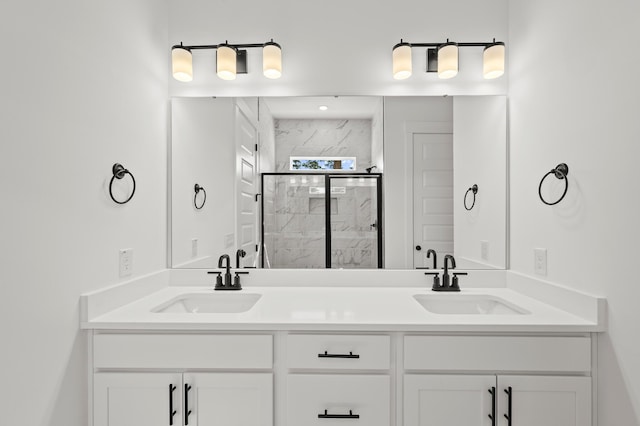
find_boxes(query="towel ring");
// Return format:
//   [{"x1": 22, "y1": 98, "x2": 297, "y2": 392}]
[
  {"x1": 194, "y1": 184, "x2": 206, "y2": 209},
  {"x1": 538, "y1": 163, "x2": 569, "y2": 206},
  {"x1": 109, "y1": 163, "x2": 136, "y2": 205},
  {"x1": 464, "y1": 184, "x2": 478, "y2": 211}
]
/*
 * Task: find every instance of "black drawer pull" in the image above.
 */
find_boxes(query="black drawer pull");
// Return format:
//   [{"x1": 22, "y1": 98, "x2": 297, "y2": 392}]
[
  {"x1": 488, "y1": 387, "x2": 496, "y2": 426},
  {"x1": 317, "y1": 351, "x2": 360, "y2": 359},
  {"x1": 503, "y1": 386, "x2": 512, "y2": 426},
  {"x1": 184, "y1": 384, "x2": 192, "y2": 425},
  {"x1": 318, "y1": 409, "x2": 360, "y2": 419}
]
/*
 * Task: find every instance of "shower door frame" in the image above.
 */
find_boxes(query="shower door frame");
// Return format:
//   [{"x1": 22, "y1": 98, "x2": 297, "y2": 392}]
[{"x1": 260, "y1": 172, "x2": 383, "y2": 269}]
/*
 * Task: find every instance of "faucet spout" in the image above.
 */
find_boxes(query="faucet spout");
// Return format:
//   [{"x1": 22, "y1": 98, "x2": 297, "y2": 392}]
[
  {"x1": 218, "y1": 254, "x2": 232, "y2": 286},
  {"x1": 426, "y1": 249, "x2": 437, "y2": 269},
  {"x1": 443, "y1": 254, "x2": 456, "y2": 288}
]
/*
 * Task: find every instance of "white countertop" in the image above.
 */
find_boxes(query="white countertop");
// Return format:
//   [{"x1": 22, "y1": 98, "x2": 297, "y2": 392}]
[{"x1": 82, "y1": 283, "x2": 603, "y2": 333}]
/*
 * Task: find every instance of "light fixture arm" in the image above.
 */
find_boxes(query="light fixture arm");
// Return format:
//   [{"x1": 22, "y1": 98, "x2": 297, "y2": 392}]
[{"x1": 171, "y1": 40, "x2": 280, "y2": 52}]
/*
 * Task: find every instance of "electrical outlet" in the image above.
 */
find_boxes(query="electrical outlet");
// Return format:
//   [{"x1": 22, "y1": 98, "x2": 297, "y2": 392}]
[
  {"x1": 119, "y1": 248, "x2": 133, "y2": 277},
  {"x1": 224, "y1": 233, "x2": 235, "y2": 248},
  {"x1": 534, "y1": 248, "x2": 547, "y2": 276},
  {"x1": 191, "y1": 238, "x2": 198, "y2": 258},
  {"x1": 480, "y1": 240, "x2": 489, "y2": 261}
]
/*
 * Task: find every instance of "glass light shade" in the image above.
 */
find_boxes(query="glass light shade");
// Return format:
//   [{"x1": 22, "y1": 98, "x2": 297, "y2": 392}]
[
  {"x1": 392, "y1": 44, "x2": 412, "y2": 80},
  {"x1": 483, "y1": 42, "x2": 505, "y2": 79},
  {"x1": 263, "y1": 43, "x2": 282, "y2": 79},
  {"x1": 171, "y1": 47, "x2": 193, "y2": 82},
  {"x1": 217, "y1": 45, "x2": 237, "y2": 80},
  {"x1": 437, "y1": 43, "x2": 458, "y2": 79}
]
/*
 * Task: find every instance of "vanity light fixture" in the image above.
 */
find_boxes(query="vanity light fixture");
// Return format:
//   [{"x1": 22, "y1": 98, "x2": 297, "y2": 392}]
[
  {"x1": 392, "y1": 38, "x2": 505, "y2": 80},
  {"x1": 171, "y1": 39, "x2": 282, "y2": 82}
]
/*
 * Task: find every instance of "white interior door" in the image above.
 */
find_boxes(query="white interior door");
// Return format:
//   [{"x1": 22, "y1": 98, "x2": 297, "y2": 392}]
[
  {"x1": 235, "y1": 105, "x2": 258, "y2": 267},
  {"x1": 413, "y1": 132, "x2": 454, "y2": 268}
]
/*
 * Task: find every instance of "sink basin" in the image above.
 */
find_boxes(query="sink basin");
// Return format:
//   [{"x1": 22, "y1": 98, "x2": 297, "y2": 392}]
[
  {"x1": 152, "y1": 293, "x2": 261, "y2": 314},
  {"x1": 413, "y1": 294, "x2": 529, "y2": 315}
]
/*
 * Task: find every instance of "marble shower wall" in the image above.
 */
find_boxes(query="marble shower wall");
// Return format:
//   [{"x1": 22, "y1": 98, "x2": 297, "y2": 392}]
[
  {"x1": 263, "y1": 119, "x2": 378, "y2": 268},
  {"x1": 274, "y1": 119, "x2": 373, "y2": 172}
]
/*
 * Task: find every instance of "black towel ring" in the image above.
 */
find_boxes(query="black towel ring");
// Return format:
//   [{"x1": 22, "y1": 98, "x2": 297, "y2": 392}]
[
  {"x1": 109, "y1": 163, "x2": 136, "y2": 205},
  {"x1": 194, "y1": 184, "x2": 206, "y2": 209},
  {"x1": 464, "y1": 184, "x2": 478, "y2": 211},
  {"x1": 538, "y1": 163, "x2": 569, "y2": 206}
]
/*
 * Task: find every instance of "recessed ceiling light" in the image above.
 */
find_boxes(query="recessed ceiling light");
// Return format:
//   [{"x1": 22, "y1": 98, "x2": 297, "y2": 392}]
[{"x1": 319, "y1": 105, "x2": 328, "y2": 111}]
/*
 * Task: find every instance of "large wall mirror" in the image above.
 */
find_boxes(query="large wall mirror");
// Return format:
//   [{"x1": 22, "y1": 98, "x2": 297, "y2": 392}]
[{"x1": 170, "y1": 95, "x2": 507, "y2": 270}]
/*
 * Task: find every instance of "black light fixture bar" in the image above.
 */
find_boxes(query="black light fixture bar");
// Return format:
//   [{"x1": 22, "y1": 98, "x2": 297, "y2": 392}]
[
  {"x1": 171, "y1": 39, "x2": 282, "y2": 81},
  {"x1": 392, "y1": 38, "x2": 505, "y2": 79}
]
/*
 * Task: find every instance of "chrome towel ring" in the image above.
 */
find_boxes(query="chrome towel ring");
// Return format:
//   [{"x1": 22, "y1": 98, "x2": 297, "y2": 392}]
[
  {"x1": 194, "y1": 184, "x2": 206, "y2": 209},
  {"x1": 538, "y1": 163, "x2": 569, "y2": 206},
  {"x1": 464, "y1": 184, "x2": 478, "y2": 211},
  {"x1": 109, "y1": 163, "x2": 136, "y2": 205}
]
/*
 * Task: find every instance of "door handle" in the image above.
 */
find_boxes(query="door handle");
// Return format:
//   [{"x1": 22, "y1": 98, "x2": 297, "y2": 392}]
[
  {"x1": 184, "y1": 383, "x2": 192, "y2": 425},
  {"x1": 488, "y1": 387, "x2": 496, "y2": 426},
  {"x1": 503, "y1": 386, "x2": 512, "y2": 426},
  {"x1": 415, "y1": 245, "x2": 422, "y2": 251},
  {"x1": 169, "y1": 384, "x2": 177, "y2": 425}
]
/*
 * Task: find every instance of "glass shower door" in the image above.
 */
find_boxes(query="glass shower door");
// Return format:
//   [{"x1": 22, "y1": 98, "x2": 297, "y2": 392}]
[{"x1": 327, "y1": 175, "x2": 382, "y2": 268}]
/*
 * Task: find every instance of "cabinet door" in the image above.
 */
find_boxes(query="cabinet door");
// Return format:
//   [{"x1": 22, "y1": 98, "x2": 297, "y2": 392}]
[
  {"x1": 183, "y1": 373, "x2": 273, "y2": 426},
  {"x1": 94, "y1": 372, "x2": 183, "y2": 426},
  {"x1": 498, "y1": 376, "x2": 591, "y2": 426},
  {"x1": 404, "y1": 374, "x2": 497, "y2": 426}
]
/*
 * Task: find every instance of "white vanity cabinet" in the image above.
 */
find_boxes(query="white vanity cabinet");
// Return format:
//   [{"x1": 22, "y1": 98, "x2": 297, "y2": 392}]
[
  {"x1": 285, "y1": 334, "x2": 392, "y2": 426},
  {"x1": 91, "y1": 333, "x2": 273, "y2": 426},
  {"x1": 403, "y1": 335, "x2": 593, "y2": 426}
]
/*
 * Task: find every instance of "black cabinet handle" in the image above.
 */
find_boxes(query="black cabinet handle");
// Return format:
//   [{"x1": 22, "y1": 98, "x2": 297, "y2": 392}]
[
  {"x1": 184, "y1": 384, "x2": 192, "y2": 425},
  {"x1": 169, "y1": 384, "x2": 177, "y2": 425},
  {"x1": 317, "y1": 351, "x2": 360, "y2": 359},
  {"x1": 488, "y1": 387, "x2": 496, "y2": 426},
  {"x1": 318, "y1": 409, "x2": 360, "y2": 419},
  {"x1": 504, "y1": 386, "x2": 512, "y2": 426}
]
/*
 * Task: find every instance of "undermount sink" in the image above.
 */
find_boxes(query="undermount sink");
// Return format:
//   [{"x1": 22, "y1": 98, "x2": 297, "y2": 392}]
[
  {"x1": 413, "y1": 294, "x2": 530, "y2": 315},
  {"x1": 152, "y1": 293, "x2": 261, "y2": 314}
]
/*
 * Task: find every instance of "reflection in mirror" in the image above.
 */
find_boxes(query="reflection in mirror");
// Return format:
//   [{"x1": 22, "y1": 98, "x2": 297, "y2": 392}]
[{"x1": 170, "y1": 96, "x2": 507, "y2": 270}]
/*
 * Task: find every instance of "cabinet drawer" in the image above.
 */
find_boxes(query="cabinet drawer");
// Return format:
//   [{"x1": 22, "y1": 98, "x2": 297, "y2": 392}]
[
  {"x1": 287, "y1": 375, "x2": 390, "y2": 426},
  {"x1": 286, "y1": 334, "x2": 390, "y2": 370},
  {"x1": 93, "y1": 333, "x2": 273, "y2": 369},
  {"x1": 404, "y1": 335, "x2": 591, "y2": 372}
]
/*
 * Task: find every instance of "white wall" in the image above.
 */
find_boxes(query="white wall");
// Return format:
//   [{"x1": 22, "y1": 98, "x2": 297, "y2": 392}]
[
  {"x1": 0, "y1": 1, "x2": 169, "y2": 425},
  {"x1": 171, "y1": 98, "x2": 236, "y2": 267},
  {"x1": 383, "y1": 97, "x2": 453, "y2": 268},
  {"x1": 168, "y1": 0, "x2": 508, "y2": 97},
  {"x1": 453, "y1": 96, "x2": 507, "y2": 268},
  {"x1": 508, "y1": 0, "x2": 640, "y2": 424}
]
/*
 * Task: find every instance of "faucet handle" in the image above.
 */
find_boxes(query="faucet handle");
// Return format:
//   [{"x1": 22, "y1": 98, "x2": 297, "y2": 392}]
[
  {"x1": 208, "y1": 271, "x2": 224, "y2": 290},
  {"x1": 451, "y1": 272, "x2": 467, "y2": 291},
  {"x1": 424, "y1": 272, "x2": 441, "y2": 291},
  {"x1": 232, "y1": 271, "x2": 249, "y2": 289}
]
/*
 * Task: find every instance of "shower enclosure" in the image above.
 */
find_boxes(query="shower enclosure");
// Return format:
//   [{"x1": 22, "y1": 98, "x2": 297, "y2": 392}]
[{"x1": 261, "y1": 173, "x2": 383, "y2": 268}]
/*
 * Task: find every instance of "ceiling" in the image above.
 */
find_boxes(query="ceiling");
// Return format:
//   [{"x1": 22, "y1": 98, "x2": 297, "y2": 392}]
[{"x1": 262, "y1": 96, "x2": 381, "y2": 119}]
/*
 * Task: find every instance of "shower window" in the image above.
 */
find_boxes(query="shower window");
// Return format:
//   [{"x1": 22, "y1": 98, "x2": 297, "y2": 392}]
[{"x1": 289, "y1": 156, "x2": 356, "y2": 171}]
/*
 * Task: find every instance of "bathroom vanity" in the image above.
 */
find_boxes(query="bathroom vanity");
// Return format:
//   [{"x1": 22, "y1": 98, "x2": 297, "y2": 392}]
[{"x1": 82, "y1": 270, "x2": 604, "y2": 426}]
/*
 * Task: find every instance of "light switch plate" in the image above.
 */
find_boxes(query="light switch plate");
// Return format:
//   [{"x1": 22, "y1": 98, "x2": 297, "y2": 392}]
[
  {"x1": 119, "y1": 248, "x2": 133, "y2": 277},
  {"x1": 191, "y1": 238, "x2": 198, "y2": 258},
  {"x1": 534, "y1": 248, "x2": 547, "y2": 276}
]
